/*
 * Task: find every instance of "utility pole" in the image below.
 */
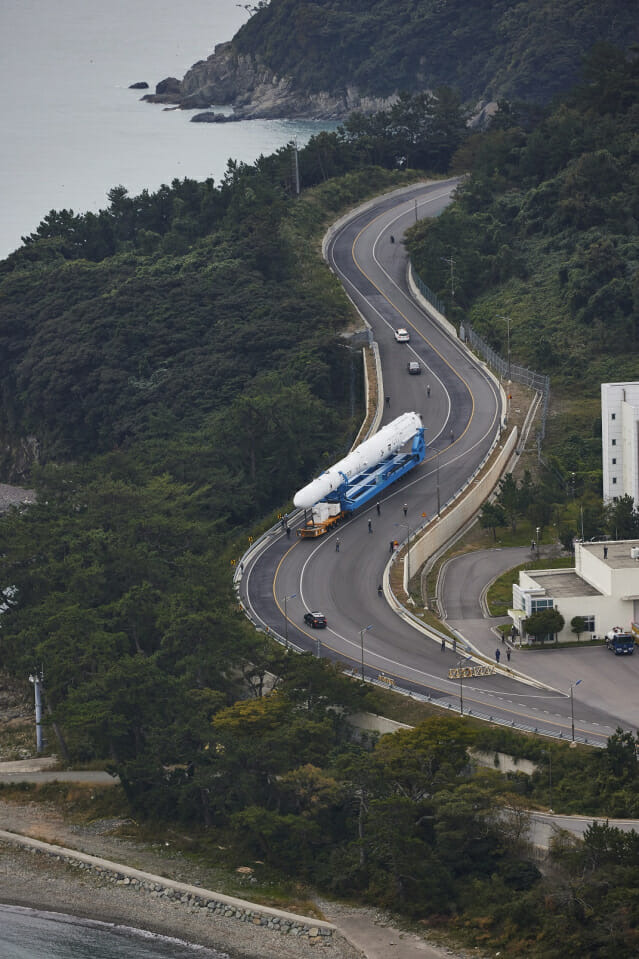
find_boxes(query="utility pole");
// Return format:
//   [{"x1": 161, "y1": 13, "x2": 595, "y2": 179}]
[
  {"x1": 441, "y1": 256, "x2": 455, "y2": 303},
  {"x1": 29, "y1": 669, "x2": 44, "y2": 753},
  {"x1": 291, "y1": 140, "x2": 300, "y2": 196},
  {"x1": 498, "y1": 314, "x2": 511, "y2": 381}
]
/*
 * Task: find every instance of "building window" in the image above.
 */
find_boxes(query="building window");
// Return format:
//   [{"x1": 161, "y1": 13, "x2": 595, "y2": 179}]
[
  {"x1": 531, "y1": 598, "x2": 554, "y2": 613},
  {"x1": 613, "y1": 477, "x2": 617, "y2": 484},
  {"x1": 611, "y1": 413, "x2": 616, "y2": 420},
  {"x1": 612, "y1": 439, "x2": 617, "y2": 446},
  {"x1": 581, "y1": 616, "x2": 595, "y2": 632},
  {"x1": 612, "y1": 458, "x2": 616, "y2": 464}
]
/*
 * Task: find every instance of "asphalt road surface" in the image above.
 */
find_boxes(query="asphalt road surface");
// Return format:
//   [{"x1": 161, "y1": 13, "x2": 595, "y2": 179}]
[{"x1": 240, "y1": 182, "x2": 626, "y2": 747}]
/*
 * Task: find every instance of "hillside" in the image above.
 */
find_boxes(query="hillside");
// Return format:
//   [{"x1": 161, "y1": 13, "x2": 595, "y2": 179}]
[
  {"x1": 405, "y1": 43, "x2": 639, "y2": 535},
  {"x1": 4, "y1": 39, "x2": 639, "y2": 957},
  {"x1": 150, "y1": 0, "x2": 639, "y2": 118}
]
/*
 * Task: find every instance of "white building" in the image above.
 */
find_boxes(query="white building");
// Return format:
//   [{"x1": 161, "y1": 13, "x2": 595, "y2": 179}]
[
  {"x1": 601, "y1": 381, "x2": 639, "y2": 503},
  {"x1": 510, "y1": 540, "x2": 639, "y2": 643}
]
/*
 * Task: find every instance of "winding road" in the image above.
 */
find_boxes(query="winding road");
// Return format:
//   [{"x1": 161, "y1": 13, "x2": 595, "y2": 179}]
[{"x1": 239, "y1": 181, "x2": 628, "y2": 747}]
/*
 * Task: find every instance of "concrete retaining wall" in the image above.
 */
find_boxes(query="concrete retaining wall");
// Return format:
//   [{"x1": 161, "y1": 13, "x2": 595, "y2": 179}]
[
  {"x1": 407, "y1": 427, "x2": 519, "y2": 575},
  {"x1": 0, "y1": 830, "x2": 337, "y2": 947}
]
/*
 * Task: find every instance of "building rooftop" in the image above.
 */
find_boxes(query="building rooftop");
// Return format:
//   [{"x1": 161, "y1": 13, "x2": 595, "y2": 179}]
[
  {"x1": 529, "y1": 570, "x2": 602, "y2": 597},
  {"x1": 580, "y1": 539, "x2": 639, "y2": 569}
]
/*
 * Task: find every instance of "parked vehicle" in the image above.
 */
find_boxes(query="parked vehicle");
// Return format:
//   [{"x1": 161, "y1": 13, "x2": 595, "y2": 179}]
[{"x1": 605, "y1": 627, "x2": 635, "y2": 655}]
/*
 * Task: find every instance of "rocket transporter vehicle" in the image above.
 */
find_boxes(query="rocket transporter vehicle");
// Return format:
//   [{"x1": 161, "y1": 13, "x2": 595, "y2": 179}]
[{"x1": 294, "y1": 412, "x2": 425, "y2": 537}]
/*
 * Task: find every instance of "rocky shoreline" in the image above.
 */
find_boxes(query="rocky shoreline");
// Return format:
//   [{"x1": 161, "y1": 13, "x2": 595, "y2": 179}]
[
  {"x1": 140, "y1": 42, "x2": 394, "y2": 121},
  {"x1": 0, "y1": 796, "x2": 480, "y2": 959},
  {"x1": 0, "y1": 842, "x2": 357, "y2": 959}
]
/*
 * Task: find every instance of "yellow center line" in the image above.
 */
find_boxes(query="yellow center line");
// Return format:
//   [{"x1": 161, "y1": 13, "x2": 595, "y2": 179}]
[{"x1": 349, "y1": 200, "x2": 476, "y2": 447}]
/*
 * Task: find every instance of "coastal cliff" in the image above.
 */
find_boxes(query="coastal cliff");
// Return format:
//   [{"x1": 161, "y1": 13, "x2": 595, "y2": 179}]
[
  {"x1": 143, "y1": 0, "x2": 639, "y2": 121},
  {"x1": 143, "y1": 42, "x2": 395, "y2": 120}
]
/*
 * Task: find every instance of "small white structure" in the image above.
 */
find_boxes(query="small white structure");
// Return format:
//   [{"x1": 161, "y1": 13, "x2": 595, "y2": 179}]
[
  {"x1": 510, "y1": 540, "x2": 639, "y2": 643},
  {"x1": 601, "y1": 382, "x2": 639, "y2": 503}
]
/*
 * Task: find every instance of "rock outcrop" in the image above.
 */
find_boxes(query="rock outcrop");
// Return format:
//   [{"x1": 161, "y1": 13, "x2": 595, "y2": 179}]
[{"x1": 143, "y1": 42, "x2": 395, "y2": 120}]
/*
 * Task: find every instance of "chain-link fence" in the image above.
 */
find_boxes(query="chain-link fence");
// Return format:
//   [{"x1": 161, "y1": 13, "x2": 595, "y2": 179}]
[
  {"x1": 411, "y1": 266, "x2": 447, "y2": 316},
  {"x1": 461, "y1": 321, "x2": 550, "y2": 441},
  {"x1": 411, "y1": 260, "x2": 551, "y2": 442}
]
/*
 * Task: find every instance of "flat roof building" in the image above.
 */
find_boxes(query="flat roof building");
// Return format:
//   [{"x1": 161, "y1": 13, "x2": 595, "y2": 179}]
[
  {"x1": 511, "y1": 539, "x2": 639, "y2": 643},
  {"x1": 601, "y1": 382, "x2": 639, "y2": 503}
]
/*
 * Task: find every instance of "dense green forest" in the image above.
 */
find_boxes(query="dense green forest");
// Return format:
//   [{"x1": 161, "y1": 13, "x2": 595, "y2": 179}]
[
  {"x1": 2, "y1": 38, "x2": 639, "y2": 958},
  {"x1": 406, "y1": 43, "x2": 639, "y2": 542},
  {"x1": 234, "y1": 0, "x2": 639, "y2": 106}
]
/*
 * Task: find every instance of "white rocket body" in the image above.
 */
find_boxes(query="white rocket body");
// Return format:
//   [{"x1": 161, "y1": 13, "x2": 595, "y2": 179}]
[{"x1": 293, "y1": 412, "x2": 422, "y2": 509}]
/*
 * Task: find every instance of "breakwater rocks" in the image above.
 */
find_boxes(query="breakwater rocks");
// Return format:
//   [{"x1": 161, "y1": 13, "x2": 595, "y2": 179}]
[{"x1": 0, "y1": 831, "x2": 352, "y2": 957}]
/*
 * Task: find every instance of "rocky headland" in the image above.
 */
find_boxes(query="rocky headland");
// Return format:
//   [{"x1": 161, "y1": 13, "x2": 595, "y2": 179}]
[{"x1": 142, "y1": 42, "x2": 395, "y2": 121}]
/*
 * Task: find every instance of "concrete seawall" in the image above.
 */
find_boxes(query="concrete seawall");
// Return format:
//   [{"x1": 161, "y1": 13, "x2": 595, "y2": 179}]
[{"x1": 0, "y1": 829, "x2": 340, "y2": 949}]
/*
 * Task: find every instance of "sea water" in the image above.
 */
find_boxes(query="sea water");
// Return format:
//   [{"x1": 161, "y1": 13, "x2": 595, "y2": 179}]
[
  {"x1": 0, "y1": 0, "x2": 335, "y2": 259},
  {"x1": 0, "y1": 905, "x2": 227, "y2": 958}
]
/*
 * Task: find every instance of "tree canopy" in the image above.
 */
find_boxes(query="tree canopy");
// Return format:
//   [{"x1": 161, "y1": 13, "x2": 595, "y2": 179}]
[{"x1": 234, "y1": 0, "x2": 638, "y2": 107}]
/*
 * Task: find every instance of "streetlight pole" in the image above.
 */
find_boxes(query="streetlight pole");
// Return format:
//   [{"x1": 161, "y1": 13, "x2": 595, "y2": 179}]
[
  {"x1": 395, "y1": 522, "x2": 413, "y2": 585},
  {"x1": 359, "y1": 624, "x2": 374, "y2": 680},
  {"x1": 428, "y1": 445, "x2": 443, "y2": 515},
  {"x1": 283, "y1": 592, "x2": 297, "y2": 647},
  {"x1": 570, "y1": 679, "x2": 583, "y2": 742},
  {"x1": 456, "y1": 656, "x2": 471, "y2": 716}
]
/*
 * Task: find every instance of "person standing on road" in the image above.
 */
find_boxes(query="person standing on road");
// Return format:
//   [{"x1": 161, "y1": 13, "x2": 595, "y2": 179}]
[
  {"x1": 441, "y1": 638, "x2": 445, "y2": 652},
  {"x1": 495, "y1": 648, "x2": 501, "y2": 663},
  {"x1": 507, "y1": 648, "x2": 511, "y2": 662},
  {"x1": 389, "y1": 540, "x2": 394, "y2": 553},
  {"x1": 335, "y1": 538, "x2": 340, "y2": 552},
  {"x1": 386, "y1": 395, "x2": 390, "y2": 407},
  {"x1": 368, "y1": 519, "x2": 373, "y2": 533},
  {"x1": 427, "y1": 384, "x2": 431, "y2": 397},
  {"x1": 403, "y1": 503, "x2": 408, "y2": 517},
  {"x1": 376, "y1": 502, "x2": 381, "y2": 516}
]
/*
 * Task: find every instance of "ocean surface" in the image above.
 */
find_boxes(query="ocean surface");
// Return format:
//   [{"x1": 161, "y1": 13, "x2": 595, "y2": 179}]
[
  {"x1": 0, "y1": 905, "x2": 227, "y2": 958},
  {"x1": 0, "y1": 0, "x2": 335, "y2": 259}
]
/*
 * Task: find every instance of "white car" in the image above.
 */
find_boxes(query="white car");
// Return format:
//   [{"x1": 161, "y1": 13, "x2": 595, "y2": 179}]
[{"x1": 394, "y1": 328, "x2": 410, "y2": 343}]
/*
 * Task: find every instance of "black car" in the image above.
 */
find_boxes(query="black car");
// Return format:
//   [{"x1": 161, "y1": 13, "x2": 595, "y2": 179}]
[{"x1": 304, "y1": 611, "x2": 327, "y2": 628}]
